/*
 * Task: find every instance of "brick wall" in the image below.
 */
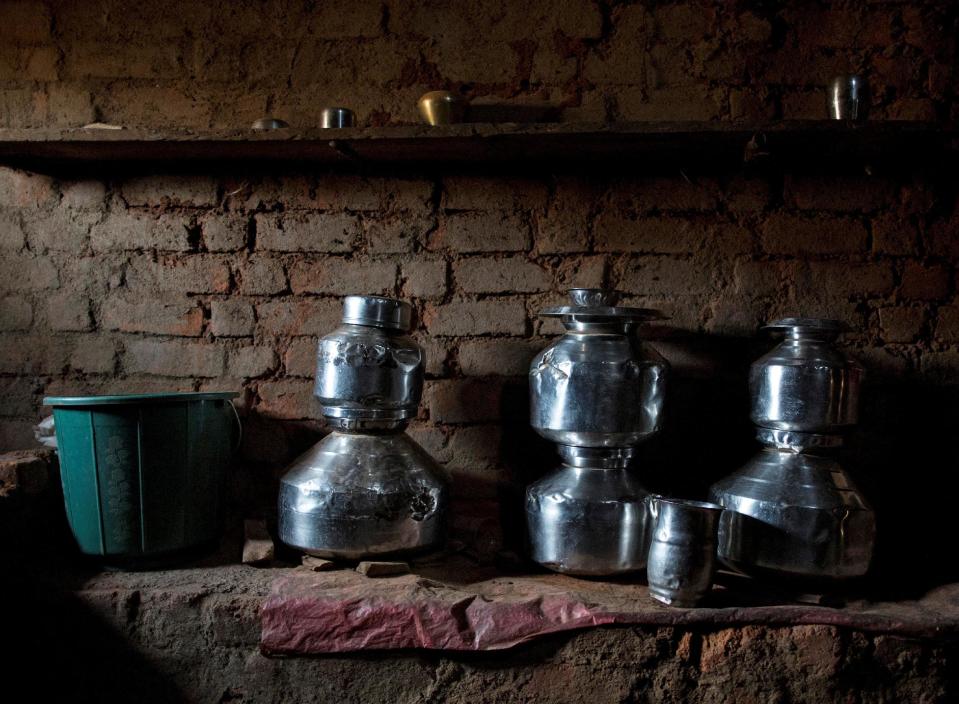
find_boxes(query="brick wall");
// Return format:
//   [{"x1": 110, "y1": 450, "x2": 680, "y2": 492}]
[
  {"x1": 2, "y1": 1, "x2": 959, "y2": 581},
  {"x1": 0, "y1": 1, "x2": 956, "y2": 128}
]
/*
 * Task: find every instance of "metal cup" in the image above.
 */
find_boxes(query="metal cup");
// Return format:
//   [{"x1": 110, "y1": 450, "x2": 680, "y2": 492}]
[
  {"x1": 647, "y1": 497, "x2": 722, "y2": 608},
  {"x1": 417, "y1": 91, "x2": 467, "y2": 125},
  {"x1": 320, "y1": 107, "x2": 355, "y2": 128},
  {"x1": 251, "y1": 117, "x2": 290, "y2": 130},
  {"x1": 827, "y1": 75, "x2": 869, "y2": 120}
]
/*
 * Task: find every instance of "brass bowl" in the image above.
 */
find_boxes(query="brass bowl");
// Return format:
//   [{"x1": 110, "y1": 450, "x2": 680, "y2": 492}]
[{"x1": 417, "y1": 91, "x2": 467, "y2": 125}]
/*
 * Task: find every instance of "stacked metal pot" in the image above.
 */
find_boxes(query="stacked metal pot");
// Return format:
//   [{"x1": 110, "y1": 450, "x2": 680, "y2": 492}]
[
  {"x1": 278, "y1": 296, "x2": 449, "y2": 559},
  {"x1": 525, "y1": 289, "x2": 669, "y2": 576},
  {"x1": 709, "y1": 318, "x2": 876, "y2": 580}
]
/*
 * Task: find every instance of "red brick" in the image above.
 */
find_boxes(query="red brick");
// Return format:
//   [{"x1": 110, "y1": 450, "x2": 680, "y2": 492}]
[
  {"x1": 402, "y1": 260, "x2": 448, "y2": 300},
  {"x1": 413, "y1": 336, "x2": 451, "y2": 377},
  {"x1": 70, "y1": 336, "x2": 118, "y2": 374},
  {"x1": 885, "y1": 98, "x2": 937, "y2": 121},
  {"x1": 618, "y1": 256, "x2": 715, "y2": 296},
  {"x1": 312, "y1": 176, "x2": 432, "y2": 213},
  {"x1": 783, "y1": 174, "x2": 896, "y2": 213},
  {"x1": 60, "y1": 181, "x2": 106, "y2": 211},
  {"x1": 900, "y1": 262, "x2": 951, "y2": 300},
  {"x1": 723, "y1": 175, "x2": 771, "y2": 212},
  {"x1": 0, "y1": 296, "x2": 32, "y2": 330},
  {"x1": 304, "y1": 0, "x2": 382, "y2": 37},
  {"x1": 289, "y1": 259, "x2": 396, "y2": 295},
  {"x1": 24, "y1": 207, "x2": 99, "y2": 253},
  {"x1": 609, "y1": 176, "x2": 719, "y2": 213},
  {"x1": 729, "y1": 88, "x2": 776, "y2": 121},
  {"x1": 364, "y1": 215, "x2": 430, "y2": 254},
  {"x1": 23, "y1": 45, "x2": 58, "y2": 81},
  {"x1": 935, "y1": 306, "x2": 959, "y2": 343},
  {"x1": 90, "y1": 212, "x2": 192, "y2": 252},
  {"x1": 44, "y1": 84, "x2": 96, "y2": 126},
  {"x1": 0, "y1": 254, "x2": 59, "y2": 290},
  {"x1": 423, "y1": 299, "x2": 527, "y2": 337},
  {"x1": 0, "y1": 377, "x2": 39, "y2": 417},
  {"x1": 920, "y1": 349, "x2": 959, "y2": 384},
  {"x1": 124, "y1": 339, "x2": 224, "y2": 378},
  {"x1": 760, "y1": 214, "x2": 868, "y2": 255},
  {"x1": 126, "y1": 255, "x2": 231, "y2": 294},
  {"x1": 926, "y1": 217, "x2": 959, "y2": 261},
  {"x1": 436, "y1": 213, "x2": 530, "y2": 253},
  {"x1": 211, "y1": 300, "x2": 255, "y2": 337},
  {"x1": 879, "y1": 306, "x2": 925, "y2": 343},
  {"x1": 257, "y1": 299, "x2": 341, "y2": 337},
  {"x1": 229, "y1": 346, "x2": 278, "y2": 378},
  {"x1": 534, "y1": 180, "x2": 595, "y2": 254},
  {"x1": 871, "y1": 213, "x2": 919, "y2": 256},
  {"x1": 201, "y1": 213, "x2": 248, "y2": 252},
  {"x1": 100, "y1": 295, "x2": 204, "y2": 337},
  {"x1": 554, "y1": 255, "x2": 607, "y2": 289},
  {"x1": 121, "y1": 175, "x2": 217, "y2": 208},
  {"x1": 458, "y1": 339, "x2": 540, "y2": 376},
  {"x1": 0, "y1": 334, "x2": 68, "y2": 374},
  {"x1": 64, "y1": 41, "x2": 181, "y2": 80},
  {"x1": 255, "y1": 213, "x2": 359, "y2": 253},
  {"x1": 454, "y1": 257, "x2": 551, "y2": 294},
  {"x1": 283, "y1": 337, "x2": 318, "y2": 377},
  {"x1": 236, "y1": 257, "x2": 287, "y2": 295},
  {"x1": 706, "y1": 295, "x2": 769, "y2": 336},
  {"x1": 616, "y1": 85, "x2": 725, "y2": 122},
  {"x1": 0, "y1": 420, "x2": 36, "y2": 451},
  {"x1": 442, "y1": 177, "x2": 548, "y2": 212},
  {"x1": 0, "y1": 2, "x2": 51, "y2": 43},
  {"x1": 256, "y1": 379, "x2": 319, "y2": 420},
  {"x1": 424, "y1": 378, "x2": 505, "y2": 423},
  {"x1": 0, "y1": 167, "x2": 58, "y2": 208},
  {"x1": 46, "y1": 293, "x2": 92, "y2": 331},
  {"x1": 445, "y1": 425, "x2": 502, "y2": 470},
  {"x1": 0, "y1": 211, "x2": 25, "y2": 250},
  {"x1": 796, "y1": 262, "x2": 896, "y2": 300},
  {"x1": 733, "y1": 259, "x2": 792, "y2": 297}
]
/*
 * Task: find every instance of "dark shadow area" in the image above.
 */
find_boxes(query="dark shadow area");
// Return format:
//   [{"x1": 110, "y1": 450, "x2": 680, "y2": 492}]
[{"x1": 2, "y1": 492, "x2": 188, "y2": 702}]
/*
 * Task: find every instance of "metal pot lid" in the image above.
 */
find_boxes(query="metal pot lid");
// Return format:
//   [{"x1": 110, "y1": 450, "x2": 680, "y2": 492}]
[
  {"x1": 539, "y1": 288, "x2": 665, "y2": 322},
  {"x1": 342, "y1": 296, "x2": 412, "y2": 331},
  {"x1": 762, "y1": 318, "x2": 849, "y2": 335}
]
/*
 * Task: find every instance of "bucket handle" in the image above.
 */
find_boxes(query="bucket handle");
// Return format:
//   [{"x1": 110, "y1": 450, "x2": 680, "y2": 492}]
[{"x1": 228, "y1": 400, "x2": 243, "y2": 455}]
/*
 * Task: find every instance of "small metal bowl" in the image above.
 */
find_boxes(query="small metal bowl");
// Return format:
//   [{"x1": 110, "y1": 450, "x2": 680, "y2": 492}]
[
  {"x1": 251, "y1": 117, "x2": 290, "y2": 130},
  {"x1": 417, "y1": 91, "x2": 467, "y2": 125}
]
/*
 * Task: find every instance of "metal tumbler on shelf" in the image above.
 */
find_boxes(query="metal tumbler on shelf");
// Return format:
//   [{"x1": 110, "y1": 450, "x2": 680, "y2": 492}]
[
  {"x1": 418, "y1": 91, "x2": 467, "y2": 125},
  {"x1": 525, "y1": 289, "x2": 669, "y2": 577},
  {"x1": 828, "y1": 75, "x2": 869, "y2": 120},
  {"x1": 647, "y1": 497, "x2": 722, "y2": 607},
  {"x1": 278, "y1": 296, "x2": 449, "y2": 560},
  {"x1": 320, "y1": 107, "x2": 355, "y2": 128},
  {"x1": 709, "y1": 318, "x2": 876, "y2": 580}
]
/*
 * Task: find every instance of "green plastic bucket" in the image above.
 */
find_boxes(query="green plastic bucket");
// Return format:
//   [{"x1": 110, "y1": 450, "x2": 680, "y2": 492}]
[{"x1": 43, "y1": 392, "x2": 241, "y2": 564}]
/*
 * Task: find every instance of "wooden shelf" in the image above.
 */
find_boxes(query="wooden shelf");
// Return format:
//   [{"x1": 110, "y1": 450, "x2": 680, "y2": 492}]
[{"x1": 0, "y1": 121, "x2": 953, "y2": 173}]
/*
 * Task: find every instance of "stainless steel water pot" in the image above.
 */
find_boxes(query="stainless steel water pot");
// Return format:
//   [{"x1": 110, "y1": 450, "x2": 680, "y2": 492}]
[
  {"x1": 710, "y1": 317, "x2": 875, "y2": 580},
  {"x1": 279, "y1": 296, "x2": 449, "y2": 559},
  {"x1": 315, "y1": 295, "x2": 423, "y2": 423},
  {"x1": 526, "y1": 289, "x2": 668, "y2": 577},
  {"x1": 709, "y1": 448, "x2": 875, "y2": 579},
  {"x1": 279, "y1": 431, "x2": 448, "y2": 559},
  {"x1": 750, "y1": 318, "x2": 863, "y2": 434},
  {"x1": 530, "y1": 289, "x2": 668, "y2": 449},
  {"x1": 526, "y1": 457, "x2": 652, "y2": 576}
]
